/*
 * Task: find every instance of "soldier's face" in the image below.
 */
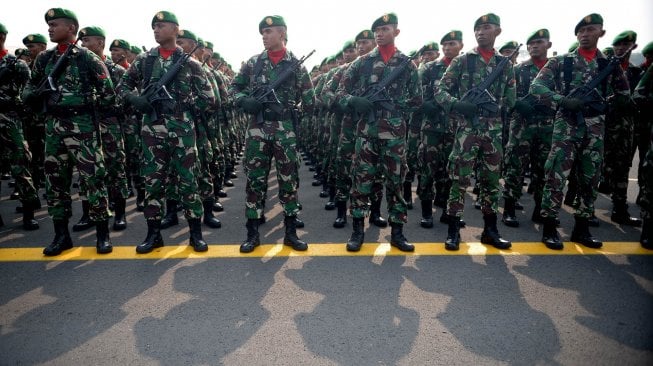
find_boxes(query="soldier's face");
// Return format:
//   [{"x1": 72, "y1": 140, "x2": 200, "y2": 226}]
[
  {"x1": 80, "y1": 36, "x2": 103, "y2": 55},
  {"x1": 47, "y1": 19, "x2": 74, "y2": 43},
  {"x1": 527, "y1": 38, "x2": 551, "y2": 59},
  {"x1": 26, "y1": 43, "x2": 46, "y2": 59},
  {"x1": 261, "y1": 26, "x2": 285, "y2": 51},
  {"x1": 474, "y1": 23, "x2": 501, "y2": 49},
  {"x1": 343, "y1": 47, "x2": 357, "y2": 63},
  {"x1": 374, "y1": 25, "x2": 399, "y2": 46},
  {"x1": 442, "y1": 40, "x2": 463, "y2": 59},
  {"x1": 153, "y1": 22, "x2": 177, "y2": 44},
  {"x1": 176, "y1": 38, "x2": 195, "y2": 53},
  {"x1": 576, "y1": 24, "x2": 605, "y2": 50},
  {"x1": 613, "y1": 40, "x2": 635, "y2": 57},
  {"x1": 356, "y1": 39, "x2": 375, "y2": 55},
  {"x1": 422, "y1": 50, "x2": 439, "y2": 62},
  {"x1": 110, "y1": 48, "x2": 128, "y2": 64}
]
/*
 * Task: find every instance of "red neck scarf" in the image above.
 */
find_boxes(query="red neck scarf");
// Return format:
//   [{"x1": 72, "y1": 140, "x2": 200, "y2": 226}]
[
  {"x1": 578, "y1": 47, "x2": 597, "y2": 63},
  {"x1": 267, "y1": 48, "x2": 286, "y2": 66},
  {"x1": 0, "y1": 49, "x2": 8, "y2": 59},
  {"x1": 378, "y1": 44, "x2": 397, "y2": 63},
  {"x1": 119, "y1": 60, "x2": 130, "y2": 69},
  {"x1": 57, "y1": 43, "x2": 72, "y2": 55},
  {"x1": 532, "y1": 58, "x2": 547, "y2": 70},
  {"x1": 620, "y1": 59, "x2": 630, "y2": 71},
  {"x1": 443, "y1": 57, "x2": 453, "y2": 66},
  {"x1": 159, "y1": 47, "x2": 176, "y2": 60},
  {"x1": 477, "y1": 47, "x2": 495, "y2": 63}
]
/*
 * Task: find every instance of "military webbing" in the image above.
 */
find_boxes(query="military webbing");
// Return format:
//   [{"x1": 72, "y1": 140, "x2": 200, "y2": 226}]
[
  {"x1": 360, "y1": 51, "x2": 410, "y2": 90},
  {"x1": 563, "y1": 55, "x2": 610, "y2": 97},
  {"x1": 251, "y1": 51, "x2": 298, "y2": 90},
  {"x1": 142, "y1": 49, "x2": 182, "y2": 90},
  {"x1": 466, "y1": 53, "x2": 504, "y2": 90}
]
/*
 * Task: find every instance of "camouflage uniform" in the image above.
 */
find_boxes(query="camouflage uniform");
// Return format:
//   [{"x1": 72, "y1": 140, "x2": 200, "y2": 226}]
[{"x1": 634, "y1": 64, "x2": 653, "y2": 247}]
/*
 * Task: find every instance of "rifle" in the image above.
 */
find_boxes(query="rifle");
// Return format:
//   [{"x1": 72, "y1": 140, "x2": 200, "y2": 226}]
[
  {"x1": 108, "y1": 56, "x2": 126, "y2": 76},
  {"x1": 354, "y1": 45, "x2": 426, "y2": 123},
  {"x1": 460, "y1": 44, "x2": 522, "y2": 129},
  {"x1": 140, "y1": 43, "x2": 202, "y2": 121},
  {"x1": 32, "y1": 39, "x2": 80, "y2": 112},
  {"x1": 142, "y1": 46, "x2": 147, "y2": 53},
  {"x1": 564, "y1": 44, "x2": 636, "y2": 125},
  {"x1": 251, "y1": 49, "x2": 315, "y2": 125}
]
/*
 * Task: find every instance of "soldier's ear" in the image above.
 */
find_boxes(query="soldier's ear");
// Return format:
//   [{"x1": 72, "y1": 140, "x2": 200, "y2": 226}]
[
  {"x1": 599, "y1": 29, "x2": 606, "y2": 38},
  {"x1": 494, "y1": 26, "x2": 502, "y2": 37},
  {"x1": 546, "y1": 41, "x2": 552, "y2": 50},
  {"x1": 394, "y1": 27, "x2": 400, "y2": 37}
]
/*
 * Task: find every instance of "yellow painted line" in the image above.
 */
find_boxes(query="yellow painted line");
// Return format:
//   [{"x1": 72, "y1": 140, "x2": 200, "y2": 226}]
[{"x1": 0, "y1": 242, "x2": 650, "y2": 262}]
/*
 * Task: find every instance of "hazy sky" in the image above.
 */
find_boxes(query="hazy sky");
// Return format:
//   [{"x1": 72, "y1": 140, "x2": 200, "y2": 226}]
[{"x1": 3, "y1": 0, "x2": 651, "y2": 70}]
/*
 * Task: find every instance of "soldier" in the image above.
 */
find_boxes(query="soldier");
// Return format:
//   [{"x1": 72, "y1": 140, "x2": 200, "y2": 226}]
[
  {"x1": 0, "y1": 22, "x2": 41, "y2": 230},
  {"x1": 499, "y1": 41, "x2": 520, "y2": 63},
  {"x1": 633, "y1": 63, "x2": 652, "y2": 249},
  {"x1": 127, "y1": 45, "x2": 141, "y2": 64},
  {"x1": 230, "y1": 15, "x2": 315, "y2": 253},
  {"x1": 501, "y1": 29, "x2": 555, "y2": 227},
  {"x1": 78, "y1": 26, "x2": 129, "y2": 231},
  {"x1": 601, "y1": 30, "x2": 643, "y2": 226},
  {"x1": 634, "y1": 42, "x2": 653, "y2": 205},
  {"x1": 531, "y1": 14, "x2": 630, "y2": 250},
  {"x1": 337, "y1": 13, "x2": 421, "y2": 252},
  {"x1": 23, "y1": 8, "x2": 115, "y2": 255},
  {"x1": 434, "y1": 13, "x2": 515, "y2": 251},
  {"x1": 119, "y1": 11, "x2": 216, "y2": 253}
]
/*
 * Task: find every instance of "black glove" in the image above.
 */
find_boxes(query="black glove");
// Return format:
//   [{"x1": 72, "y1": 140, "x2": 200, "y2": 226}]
[
  {"x1": 452, "y1": 100, "x2": 478, "y2": 119},
  {"x1": 347, "y1": 96, "x2": 373, "y2": 114},
  {"x1": 126, "y1": 94, "x2": 153, "y2": 114},
  {"x1": 513, "y1": 99, "x2": 536, "y2": 118},
  {"x1": 422, "y1": 101, "x2": 440, "y2": 116},
  {"x1": 559, "y1": 97, "x2": 584, "y2": 112},
  {"x1": 238, "y1": 97, "x2": 263, "y2": 114}
]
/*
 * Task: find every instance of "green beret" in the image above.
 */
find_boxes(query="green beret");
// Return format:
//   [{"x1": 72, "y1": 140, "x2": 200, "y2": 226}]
[
  {"x1": 205, "y1": 41, "x2": 214, "y2": 50},
  {"x1": 568, "y1": 41, "x2": 579, "y2": 53},
  {"x1": 342, "y1": 40, "x2": 355, "y2": 51},
  {"x1": 320, "y1": 57, "x2": 327, "y2": 66},
  {"x1": 526, "y1": 28, "x2": 550, "y2": 44},
  {"x1": 151, "y1": 11, "x2": 178, "y2": 29},
  {"x1": 109, "y1": 39, "x2": 131, "y2": 51},
  {"x1": 371, "y1": 12, "x2": 398, "y2": 31},
  {"x1": 259, "y1": 15, "x2": 286, "y2": 34},
  {"x1": 474, "y1": 13, "x2": 500, "y2": 29},
  {"x1": 212, "y1": 52, "x2": 221, "y2": 59},
  {"x1": 499, "y1": 41, "x2": 519, "y2": 53},
  {"x1": 335, "y1": 50, "x2": 343, "y2": 59},
  {"x1": 574, "y1": 13, "x2": 603, "y2": 35},
  {"x1": 45, "y1": 8, "x2": 78, "y2": 24},
  {"x1": 197, "y1": 38, "x2": 207, "y2": 48},
  {"x1": 0, "y1": 22, "x2": 7, "y2": 34},
  {"x1": 641, "y1": 42, "x2": 653, "y2": 57},
  {"x1": 78, "y1": 26, "x2": 105, "y2": 38},
  {"x1": 15, "y1": 48, "x2": 29, "y2": 57},
  {"x1": 130, "y1": 45, "x2": 142, "y2": 55},
  {"x1": 440, "y1": 30, "x2": 463, "y2": 44},
  {"x1": 355, "y1": 30, "x2": 374, "y2": 42},
  {"x1": 177, "y1": 29, "x2": 197, "y2": 43},
  {"x1": 326, "y1": 55, "x2": 336, "y2": 64},
  {"x1": 612, "y1": 30, "x2": 637, "y2": 45},
  {"x1": 408, "y1": 50, "x2": 418, "y2": 58},
  {"x1": 22, "y1": 33, "x2": 47, "y2": 45},
  {"x1": 602, "y1": 47, "x2": 615, "y2": 57},
  {"x1": 423, "y1": 42, "x2": 439, "y2": 52}
]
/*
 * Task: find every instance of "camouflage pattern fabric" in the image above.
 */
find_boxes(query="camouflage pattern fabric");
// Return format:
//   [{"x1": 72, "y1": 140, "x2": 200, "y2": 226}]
[{"x1": 634, "y1": 64, "x2": 653, "y2": 219}]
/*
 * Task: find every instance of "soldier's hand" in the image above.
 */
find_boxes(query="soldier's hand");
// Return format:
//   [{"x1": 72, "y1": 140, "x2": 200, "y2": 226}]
[
  {"x1": 347, "y1": 96, "x2": 373, "y2": 114},
  {"x1": 513, "y1": 100, "x2": 535, "y2": 118},
  {"x1": 126, "y1": 94, "x2": 153, "y2": 114},
  {"x1": 452, "y1": 100, "x2": 477, "y2": 119},
  {"x1": 237, "y1": 97, "x2": 263, "y2": 114},
  {"x1": 559, "y1": 97, "x2": 584, "y2": 112}
]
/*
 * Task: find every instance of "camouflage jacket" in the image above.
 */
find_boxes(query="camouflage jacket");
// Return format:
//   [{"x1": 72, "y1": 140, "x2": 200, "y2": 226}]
[
  {"x1": 26, "y1": 45, "x2": 115, "y2": 112},
  {"x1": 434, "y1": 47, "x2": 516, "y2": 130},
  {"x1": 230, "y1": 49, "x2": 315, "y2": 130},
  {"x1": 513, "y1": 59, "x2": 556, "y2": 120},
  {"x1": 337, "y1": 47, "x2": 422, "y2": 139},
  {"x1": 0, "y1": 53, "x2": 30, "y2": 112},
  {"x1": 419, "y1": 59, "x2": 449, "y2": 132},
  {"x1": 118, "y1": 46, "x2": 216, "y2": 124},
  {"x1": 322, "y1": 63, "x2": 352, "y2": 110},
  {"x1": 529, "y1": 49, "x2": 629, "y2": 116}
]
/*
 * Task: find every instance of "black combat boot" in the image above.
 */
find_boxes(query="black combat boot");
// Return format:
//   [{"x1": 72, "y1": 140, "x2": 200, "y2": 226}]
[
  {"x1": 541, "y1": 217, "x2": 563, "y2": 250},
  {"x1": 95, "y1": 220, "x2": 113, "y2": 254},
  {"x1": 420, "y1": 200, "x2": 434, "y2": 228},
  {"x1": 160, "y1": 200, "x2": 179, "y2": 229},
  {"x1": 444, "y1": 215, "x2": 461, "y2": 251},
  {"x1": 611, "y1": 202, "x2": 642, "y2": 226},
  {"x1": 502, "y1": 197, "x2": 519, "y2": 227},
  {"x1": 481, "y1": 213, "x2": 512, "y2": 249},
  {"x1": 403, "y1": 181, "x2": 413, "y2": 209},
  {"x1": 346, "y1": 217, "x2": 365, "y2": 252},
  {"x1": 43, "y1": 219, "x2": 73, "y2": 256},
  {"x1": 22, "y1": 201, "x2": 39, "y2": 231},
  {"x1": 212, "y1": 186, "x2": 224, "y2": 212},
  {"x1": 136, "y1": 220, "x2": 164, "y2": 254},
  {"x1": 333, "y1": 200, "x2": 347, "y2": 228},
  {"x1": 283, "y1": 215, "x2": 308, "y2": 251},
  {"x1": 369, "y1": 198, "x2": 388, "y2": 228},
  {"x1": 531, "y1": 198, "x2": 544, "y2": 223},
  {"x1": 240, "y1": 218, "x2": 260, "y2": 253},
  {"x1": 136, "y1": 188, "x2": 145, "y2": 212},
  {"x1": 72, "y1": 200, "x2": 93, "y2": 232},
  {"x1": 188, "y1": 218, "x2": 208, "y2": 252},
  {"x1": 390, "y1": 222, "x2": 414, "y2": 252},
  {"x1": 202, "y1": 199, "x2": 222, "y2": 228},
  {"x1": 641, "y1": 218, "x2": 652, "y2": 250},
  {"x1": 570, "y1": 216, "x2": 603, "y2": 248},
  {"x1": 325, "y1": 185, "x2": 336, "y2": 210},
  {"x1": 319, "y1": 180, "x2": 329, "y2": 198},
  {"x1": 113, "y1": 197, "x2": 127, "y2": 231},
  {"x1": 588, "y1": 214, "x2": 600, "y2": 227}
]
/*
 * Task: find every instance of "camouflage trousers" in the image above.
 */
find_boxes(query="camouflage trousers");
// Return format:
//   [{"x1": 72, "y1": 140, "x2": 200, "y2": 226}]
[
  {"x1": 23, "y1": 115, "x2": 46, "y2": 189},
  {"x1": 141, "y1": 117, "x2": 202, "y2": 221},
  {"x1": 541, "y1": 116, "x2": 603, "y2": 219},
  {"x1": 350, "y1": 136, "x2": 407, "y2": 223},
  {"x1": 447, "y1": 126, "x2": 503, "y2": 217},
  {"x1": 603, "y1": 111, "x2": 634, "y2": 204},
  {"x1": 503, "y1": 118, "x2": 552, "y2": 203},
  {"x1": 244, "y1": 124, "x2": 300, "y2": 219},
  {"x1": 122, "y1": 113, "x2": 144, "y2": 191},
  {"x1": 405, "y1": 114, "x2": 422, "y2": 183},
  {"x1": 640, "y1": 130, "x2": 653, "y2": 220},
  {"x1": 212, "y1": 121, "x2": 226, "y2": 190},
  {"x1": 0, "y1": 112, "x2": 39, "y2": 207},
  {"x1": 44, "y1": 115, "x2": 110, "y2": 221},
  {"x1": 417, "y1": 131, "x2": 453, "y2": 202}
]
